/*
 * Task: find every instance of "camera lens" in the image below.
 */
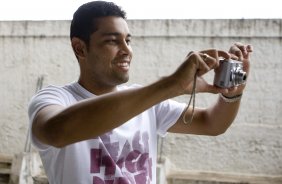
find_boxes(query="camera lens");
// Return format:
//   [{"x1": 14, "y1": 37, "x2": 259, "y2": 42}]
[
  {"x1": 234, "y1": 70, "x2": 247, "y2": 85},
  {"x1": 243, "y1": 74, "x2": 247, "y2": 81}
]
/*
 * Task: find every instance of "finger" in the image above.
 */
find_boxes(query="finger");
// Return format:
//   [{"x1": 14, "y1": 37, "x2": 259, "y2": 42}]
[
  {"x1": 217, "y1": 50, "x2": 231, "y2": 60},
  {"x1": 246, "y1": 44, "x2": 253, "y2": 52},
  {"x1": 187, "y1": 51, "x2": 194, "y2": 57},
  {"x1": 245, "y1": 44, "x2": 253, "y2": 60},
  {"x1": 199, "y1": 53, "x2": 218, "y2": 69},
  {"x1": 233, "y1": 43, "x2": 253, "y2": 60},
  {"x1": 222, "y1": 86, "x2": 242, "y2": 94},
  {"x1": 234, "y1": 42, "x2": 248, "y2": 56},
  {"x1": 195, "y1": 53, "x2": 210, "y2": 76},
  {"x1": 229, "y1": 53, "x2": 239, "y2": 61},
  {"x1": 200, "y1": 49, "x2": 230, "y2": 60},
  {"x1": 202, "y1": 84, "x2": 228, "y2": 94},
  {"x1": 230, "y1": 45, "x2": 244, "y2": 61}
]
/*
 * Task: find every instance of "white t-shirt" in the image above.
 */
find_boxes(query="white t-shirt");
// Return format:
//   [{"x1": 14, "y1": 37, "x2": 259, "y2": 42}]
[{"x1": 28, "y1": 82, "x2": 186, "y2": 184}]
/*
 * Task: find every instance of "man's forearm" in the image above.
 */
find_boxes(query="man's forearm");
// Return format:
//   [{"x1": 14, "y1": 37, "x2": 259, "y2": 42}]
[
  {"x1": 40, "y1": 76, "x2": 180, "y2": 147},
  {"x1": 206, "y1": 95, "x2": 241, "y2": 135}
]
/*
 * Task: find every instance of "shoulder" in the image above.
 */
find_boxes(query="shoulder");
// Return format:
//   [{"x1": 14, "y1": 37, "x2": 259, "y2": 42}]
[
  {"x1": 31, "y1": 84, "x2": 73, "y2": 104},
  {"x1": 28, "y1": 84, "x2": 75, "y2": 119}
]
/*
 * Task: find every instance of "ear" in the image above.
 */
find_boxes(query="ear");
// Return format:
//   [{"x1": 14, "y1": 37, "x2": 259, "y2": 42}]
[{"x1": 71, "y1": 37, "x2": 87, "y2": 60}]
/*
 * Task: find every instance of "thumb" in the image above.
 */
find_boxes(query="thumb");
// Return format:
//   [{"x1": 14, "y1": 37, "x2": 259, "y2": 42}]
[{"x1": 200, "y1": 84, "x2": 228, "y2": 94}]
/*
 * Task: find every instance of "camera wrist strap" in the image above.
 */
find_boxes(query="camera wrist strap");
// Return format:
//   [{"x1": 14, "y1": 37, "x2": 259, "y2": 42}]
[{"x1": 182, "y1": 71, "x2": 197, "y2": 124}]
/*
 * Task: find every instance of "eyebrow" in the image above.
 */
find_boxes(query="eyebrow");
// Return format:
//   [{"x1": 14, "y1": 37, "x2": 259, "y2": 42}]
[{"x1": 101, "y1": 32, "x2": 132, "y2": 38}]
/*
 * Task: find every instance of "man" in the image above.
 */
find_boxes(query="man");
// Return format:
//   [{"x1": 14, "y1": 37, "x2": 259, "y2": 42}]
[{"x1": 28, "y1": 1, "x2": 253, "y2": 183}]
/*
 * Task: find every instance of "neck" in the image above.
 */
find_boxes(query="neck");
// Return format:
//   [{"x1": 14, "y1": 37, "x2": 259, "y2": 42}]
[{"x1": 78, "y1": 78, "x2": 118, "y2": 95}]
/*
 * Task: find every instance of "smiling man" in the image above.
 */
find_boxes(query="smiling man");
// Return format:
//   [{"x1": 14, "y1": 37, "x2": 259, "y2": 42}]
[{"x1": 28, "y1": 1, "x2": 252, "y2": 184}]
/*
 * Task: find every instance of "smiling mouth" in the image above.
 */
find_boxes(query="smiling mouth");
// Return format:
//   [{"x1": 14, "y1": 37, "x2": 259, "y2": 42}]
[{"x1": 116, "y1": 61, "x2": 130, "y2": 71}]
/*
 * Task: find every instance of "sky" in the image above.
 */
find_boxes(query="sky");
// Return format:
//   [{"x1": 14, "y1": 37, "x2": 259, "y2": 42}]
[{"x1": 0, "y1": 0, "x2": 281, "y2": 20}]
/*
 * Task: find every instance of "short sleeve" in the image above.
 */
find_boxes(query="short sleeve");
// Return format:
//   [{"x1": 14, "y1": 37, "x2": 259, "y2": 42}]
[
  {"x1": 155, "y1": 99, "x2": 186, "y2": 136},
  {"x1": 28, "y1": 86, "x2": 71, "y2": 151}
]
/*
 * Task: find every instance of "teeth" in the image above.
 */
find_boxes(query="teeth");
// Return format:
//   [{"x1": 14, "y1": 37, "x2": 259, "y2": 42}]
[{"x1": 117, "y1": 63, "x2": 129, "y2": 67}]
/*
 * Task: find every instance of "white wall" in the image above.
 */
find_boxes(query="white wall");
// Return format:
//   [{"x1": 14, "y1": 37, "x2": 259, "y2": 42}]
[{"x1": 0, "y1": 19, "x2": 281, "y2": 176}]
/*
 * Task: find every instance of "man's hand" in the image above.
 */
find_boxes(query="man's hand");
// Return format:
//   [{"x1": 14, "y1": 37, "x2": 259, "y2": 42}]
[
  {"x1": 172, "y1": 49, "x2": 231, "y2": 95},
  {"x1": 221, "y1": 43, "x2": 253, "y2": 97}
]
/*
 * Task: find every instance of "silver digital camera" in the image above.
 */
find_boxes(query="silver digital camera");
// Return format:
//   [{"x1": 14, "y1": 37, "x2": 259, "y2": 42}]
[{"x1": 213, "y1": 59, "x2": 247, "y2": 88}]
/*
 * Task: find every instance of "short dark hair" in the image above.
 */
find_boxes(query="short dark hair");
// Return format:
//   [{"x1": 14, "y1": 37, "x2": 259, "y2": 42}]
[{"x1": 70, "y1": 1, "x2": 127, "y2": 46}]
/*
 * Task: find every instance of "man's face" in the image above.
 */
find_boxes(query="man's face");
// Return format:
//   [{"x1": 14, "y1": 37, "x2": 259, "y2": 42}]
[{"x1": 82, "y1": 16, "x2": 133, "y2": 89}]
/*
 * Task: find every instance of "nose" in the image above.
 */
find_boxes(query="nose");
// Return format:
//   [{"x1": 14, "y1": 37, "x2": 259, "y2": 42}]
[{"x1": 119, "y1": 40, "x2": 132, "y2": 56}]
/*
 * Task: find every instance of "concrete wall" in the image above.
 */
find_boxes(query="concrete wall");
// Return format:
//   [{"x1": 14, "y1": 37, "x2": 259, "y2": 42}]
[{"x1": 0, "y1": 19, "x2": 281, "y2": 177}]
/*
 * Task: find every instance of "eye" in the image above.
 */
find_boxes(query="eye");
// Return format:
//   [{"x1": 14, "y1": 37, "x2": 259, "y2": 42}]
[
  {"x1": 106, "y1": 39, "x2": 118, "y2": 44},
  {"x1": 126, "y1": 39, "x2": 131, "y2": 45}
]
